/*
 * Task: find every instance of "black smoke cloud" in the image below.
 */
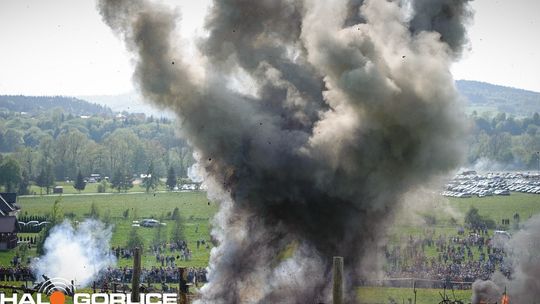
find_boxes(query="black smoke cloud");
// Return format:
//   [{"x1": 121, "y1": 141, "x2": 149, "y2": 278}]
[
  {"x1": 471, "y1": 280, "x2": 502, "y2": 304},
  {"x1": 472, "y1": 215, "x2": 540, "y2": 304},
  {"x1": 409, "y1": 0, "x2": 473, "y2": 56},
  {"x1": 97, "y1": 0, "x2": 471, "y2": 303}
]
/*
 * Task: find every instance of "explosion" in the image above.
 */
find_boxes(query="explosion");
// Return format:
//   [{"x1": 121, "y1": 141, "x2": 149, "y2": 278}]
[{"x1": 97, "y1": 0, "x2": 472, "y2": 302}]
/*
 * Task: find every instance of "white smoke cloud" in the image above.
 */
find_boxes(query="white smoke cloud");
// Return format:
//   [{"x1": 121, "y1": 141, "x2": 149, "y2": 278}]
[
  {"x1": 466, "y1": 157, "x2": 515, "y2": 173},
  {"x1": 31, "y1": 219, "x2": 116, "y2": 287},
  {"x1": 187, "y1": 162, "x2": 205, "y2": 183}
]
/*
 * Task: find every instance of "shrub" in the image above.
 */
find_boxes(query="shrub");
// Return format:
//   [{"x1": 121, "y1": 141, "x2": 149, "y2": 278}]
[{"x1": 97, "y1": 180, "x2": 108, "y2": 193}]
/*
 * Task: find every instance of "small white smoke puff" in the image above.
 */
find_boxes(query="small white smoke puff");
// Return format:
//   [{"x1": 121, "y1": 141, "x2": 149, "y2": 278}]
[
  {"x1": 187, "y1": 162, "x2": 205, "y2": 183},
  {"x1": 31, "y1": 219, "x2": 116, "y2": 287}
]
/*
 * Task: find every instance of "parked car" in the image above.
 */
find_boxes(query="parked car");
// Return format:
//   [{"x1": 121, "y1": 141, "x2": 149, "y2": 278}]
[{"x1": 140, "y1": 219, "x2": 160, "y2": 227}]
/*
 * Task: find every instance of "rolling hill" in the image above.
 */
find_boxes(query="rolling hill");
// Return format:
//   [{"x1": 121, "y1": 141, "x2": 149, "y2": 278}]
[
  {"x1": 2, "y1": 80, "x2": 539, "y2": 118},
  {"x1": 456, "y1": 80, "x2": 540, "y2": 116},
  {"x1": 0, "y1": 95, "x2": 112, "y2": 116}
]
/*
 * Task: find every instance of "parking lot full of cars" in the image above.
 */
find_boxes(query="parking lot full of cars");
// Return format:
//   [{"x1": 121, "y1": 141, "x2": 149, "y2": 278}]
[{"x1": 443, "y1": 170, "x2": 540, "y2": 198}]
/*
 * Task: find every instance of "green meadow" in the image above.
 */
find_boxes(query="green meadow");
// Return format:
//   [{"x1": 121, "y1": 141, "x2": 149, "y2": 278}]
[
  {"x1": 358, "y1": 287, "x2": 472, "y2": 304},
  {"x1": 3, "y1": 191, "x2": 540, "y2": 268},
  {"x1": 2, "y1": 191, "x2": 217, "y2": 268},
  {"x1": 1, "y1": 191, "x2": 539, "y2": 303}
]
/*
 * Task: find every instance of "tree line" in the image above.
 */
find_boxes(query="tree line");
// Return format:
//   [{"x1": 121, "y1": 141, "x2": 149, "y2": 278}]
[
  {"x1": 468, "y1": 112, "x2": 540, "y2": 168},
  {"x1": 2, "y1": 107, "x2": 540, "y2": 195},
  {"x1": 0, "y1": 107, "x2": 194, "y2": 194}
]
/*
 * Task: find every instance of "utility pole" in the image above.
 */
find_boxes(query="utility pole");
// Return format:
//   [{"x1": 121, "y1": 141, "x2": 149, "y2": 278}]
[
  {"x1": 179, "y1": 267, "x2": 188, "y2": 304},
  {"x1": 536, "y1": 151, "x2": 540, "y2": 175},
  {"x1": 413, "y1": 280, "x2": 417, "y2": 304},
  {"x1": 131, "y1": 247, "x2": 141, "y2": 303},
  {"x1": 333, "y1": 256, "x2": 344, "y2": 304}
]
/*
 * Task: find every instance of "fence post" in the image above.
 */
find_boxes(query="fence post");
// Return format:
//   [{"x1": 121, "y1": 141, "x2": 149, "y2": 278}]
[
  {"x1": 131, "y1": 247, "x2": 141, "y2": 302},
  {"x1": 413, "y1": 280, "x2": 417, "y2": 304},
  {"x1": 333, "y1": 256, "x2": 344, "y2": 304},
  {"x1": 179, "y1": 267, "x2": 188, "y2": 304}
]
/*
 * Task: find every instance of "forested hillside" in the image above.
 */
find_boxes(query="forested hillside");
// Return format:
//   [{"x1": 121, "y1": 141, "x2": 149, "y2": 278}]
[
  {"x1": 77, "y1": 81, "x2": 540, "y2": 117},
  {"x1": 1, "y1": 84, "x2": 540, "y2": 195},
  {"x1": 468, "y1": 112, "x2": 540, "y2": 168},
  {"x1": 457, "y1": 80, "x2": 540, "y2": 116},
  {"x1": 0, "y1": 95, "x2": 112, "y2": 116},
  {"x1": 0, "y1": 107, "x2": 194, "y2": 194}
]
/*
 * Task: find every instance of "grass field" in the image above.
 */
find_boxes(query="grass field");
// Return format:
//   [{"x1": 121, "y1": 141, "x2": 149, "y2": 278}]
[
  {"x1": 2, "y1": 191, "x2": 218, "y2": 268},
  {"x1": 358, "y1": 287, "x2": 472, "y2": 304},
  {"x1": 390, "y1": 192, "x2": 540, "y2": 239},
  {"x1": 0, "y1": 284, "x2": 473, "y2": 304},
  {"x1": 448, "y1": 193, "x2": 540, "y2": 223},
  {"x1": 3, "y1": 191, "x2": 540, "y2": 268},
  {"x1": 386, "y1": 192, "x2": 540, "y2": 259},
  {"x1": 1, "y1": 190, "x2": 539, "y2": 301}
]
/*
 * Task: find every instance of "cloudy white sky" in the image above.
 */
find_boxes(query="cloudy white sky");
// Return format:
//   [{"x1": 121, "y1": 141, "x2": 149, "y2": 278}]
[{"x1": 0, "y1": 0, "x2": 539, "y2": 96}]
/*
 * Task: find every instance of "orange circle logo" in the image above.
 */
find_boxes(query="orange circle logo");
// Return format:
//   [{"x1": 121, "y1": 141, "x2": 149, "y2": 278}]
[{"x1": 50, "y1": 291, "x2": 66, "y2": 304}]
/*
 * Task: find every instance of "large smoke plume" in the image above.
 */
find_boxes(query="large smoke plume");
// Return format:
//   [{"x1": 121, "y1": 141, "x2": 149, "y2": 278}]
[
  {"x1": 97, "y1": 0, "x2": 471, "y2": 302},
  {"x1": 31, "y1": 219, "x2": 115, "y2": 287}
]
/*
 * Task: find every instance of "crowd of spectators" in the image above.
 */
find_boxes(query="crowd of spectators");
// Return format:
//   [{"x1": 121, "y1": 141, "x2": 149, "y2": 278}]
[
  {"x1": 151, "y1": 241, "x2": 193, "y2": 265},
  {"x1": 1, "y1": 240, "x2": 209, "y2": 289},
  {"x1": 92, "y1": 241, "x2": 208, "y2": 289},
  {"x1": 2, "y1": 230, "x2": 515, "y2": 290},
  {"x1": 0, "y1": 266, "x2": 33, "y2": 282},
  {"x1": 0, "y1": 265, "x2": 207, "y2": 290},
  {"x1": 96, "y1": 266, "x2": 208, "y2": 286},
  {"x1": 112, "y1": 240, "x2": 202, "y2": 266},
  {"x1": 384, "y1": 228, "x2": 511, "y2": 287}
]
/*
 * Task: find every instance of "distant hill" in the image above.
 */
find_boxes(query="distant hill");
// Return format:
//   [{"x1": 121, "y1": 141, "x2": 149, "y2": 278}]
[
  {"x1": 84, "y1": 81, "x2": 540, "y2": 118},
  {"x1": 456, "y1": 80, "x2": 540, "y2": 117},
  {"x1": 79, "y1": 93, "x2": 174, "y2": 118},
  {"x1": 0, "y1": 95, "x2": 112, "y2": 116},
  {"x1": 2, "y1": 81, "x2": 539, "y2": 118}
]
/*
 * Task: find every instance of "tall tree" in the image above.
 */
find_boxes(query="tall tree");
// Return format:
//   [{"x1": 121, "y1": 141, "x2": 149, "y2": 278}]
[
  {"x1": 73, "y1": 170, "x2": 86, "y2": 193},
  {"x1": 103, "y1": 129, "x2": 140, "y2": 175},
  {"x1": 36, "y1": 164, "x2": 55, "y2": 194},
  {"x1": 126, "y1": 226, "x2": 144, "y2": 250},
  {"x1": 89, "y1": 202, "x2": 100, "y2": 219},
  {"x1": 36, "y1": 199, "x2": 63, "y2": 255},
  {"x1": 53, "y1": 129, "x2": 89, "y2": 180},
  {"x1": 142, "y1": 163, "x2": 159, "y2": 193},
  {"x1": 166, "y1": 166, "x2": 177, "y2": 191},
  {"x1": 152, "y1": 214, "x2": 167, "y2": 246},
  {"x1": 170, "y1": 210, "x2": 185, "y2": 245},
  {"x1": 18, "y1": 170, "x2": 31, "y2": 195},
  {"x1": 111, "y1": 168, "x2": 133, "y2": 192},
  {"x1": 0, "y1": 157, "x2": 22, "y2": 192},
  {"x1": 0, "y1": 129, "x2": 24, "y2": 152}
]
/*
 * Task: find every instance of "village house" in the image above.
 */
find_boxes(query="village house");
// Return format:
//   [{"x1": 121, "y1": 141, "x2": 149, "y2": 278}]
[
  {"x1": 0, "y1": 216, "x2": 18, "y2": 250},
  {"x1": 0, "y1": 193, "x2": 20, "y2": 250},
  {"x1": 0, "y1": 193, "x2": 20, "y2": 217}
]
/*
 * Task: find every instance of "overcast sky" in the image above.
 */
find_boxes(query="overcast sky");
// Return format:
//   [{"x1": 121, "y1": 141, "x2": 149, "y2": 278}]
[{"x1": 0, "y1": 0, "x2": 538, "y2": 96}]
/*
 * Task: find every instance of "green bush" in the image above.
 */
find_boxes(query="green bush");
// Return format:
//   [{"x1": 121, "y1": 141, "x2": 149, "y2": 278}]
[{"x1": 97, "y1": 180, "x2": 108, "y2": 193}]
